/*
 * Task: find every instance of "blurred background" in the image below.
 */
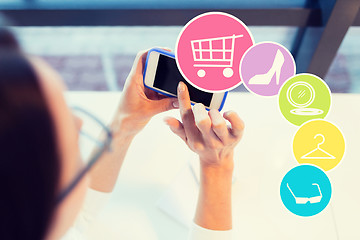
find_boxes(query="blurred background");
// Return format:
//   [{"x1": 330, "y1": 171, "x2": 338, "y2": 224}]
[{"x1": 0, "y1": 0, "x2": 359, "y2": 92}]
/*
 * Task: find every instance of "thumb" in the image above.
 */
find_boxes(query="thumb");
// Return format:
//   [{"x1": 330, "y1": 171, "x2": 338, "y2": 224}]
[
  {"x1": 129, "y1": 49, "x2": 149, "y2": 77},
  {"x1": 132, "y1": 47, "x2": 170, "y2": 76},
  {"x1": 164, "y1": 117, "x2": 187, "y2": 143},
  {"x1": 151, "y1": 97, "x2": 179, "y2": 114}
]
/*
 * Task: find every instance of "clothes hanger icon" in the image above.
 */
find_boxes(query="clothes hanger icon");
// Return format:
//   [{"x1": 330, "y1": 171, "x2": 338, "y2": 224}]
[{"x1": 301, "y1": 134, "x2": 336, "y2": 160}]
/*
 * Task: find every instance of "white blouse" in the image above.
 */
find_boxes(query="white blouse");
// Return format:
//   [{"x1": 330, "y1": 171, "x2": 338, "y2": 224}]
[{"x1": 62, "y1": 188, "x2": 232, "y2": 240}]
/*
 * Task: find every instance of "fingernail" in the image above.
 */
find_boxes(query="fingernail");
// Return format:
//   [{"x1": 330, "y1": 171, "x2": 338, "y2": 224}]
[
  {"x1": 193, "y1": 103, "x2": 208, "y2": 124},
  {"x1": 172, "y1": 100, "x2": 179, "y2": 108},
  {"x1": 224, "y1": 111, "x2": 234, "y2": 117},
  {"x1": 163, "y1": 47, "x2": 172, "y2": 52},
  {"x1": 210, "y1": 109, "x2": 224, "y2": 125},
  {"x1": 178, "y1": 82, "x2": 185, "y2": 92},
  {"x1": 193, "y1": 103, "x2": 204, "y2": 110},
  {"x1": 163, "y1": 117, "x2": 171, "y2": 124}
]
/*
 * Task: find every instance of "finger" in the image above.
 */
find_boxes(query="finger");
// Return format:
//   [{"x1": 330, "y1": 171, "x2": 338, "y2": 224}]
[
  {"x1": 177, "y1": 82, "x2": 199, "y2": 140},
  {"x1": 146, "y1": 90, "x2": 170, "y2": 100},
  {"x1": 193, "y1": 103, "x2": 211, "y2": 136},
  {"x1": 144, "y1": 86, "x2": 160, "y2": 100},
  {"x1": 156, "y1": 93, "x2": 171, "y2": 100},
  {"x1": 193, "y1": 103, "x2": 222, "y2": 147},
  {"x1": 164, "y1": 117, "x2": 186, "y2": 142},
  {"x1": 124, "y1": 49, "x2": 150, "y2": 91},
  {"x1": 154, "y1": 46, "x2": 172, "y2": 52},
  {"x1": 209, "y1": 109, "x2": 229, "y2": 143},
  {"x1": 150, "y1": 97, "x2": 179, "y2": 114},
  {"x1": 223, "y1": 111, "x2": 244, "y2": 138},
  {"x1": 132, "y1": 47, "x2": 171, "y2": 77},
  {"x1": 137, "y1": 50, "x2": 149, "y2": 76},
  {"x1": 130, "y1": 49, "x2": 151, "y2": 77},
  {"x1": 177, "y1": 81, "x2": 192, "y2": 115}
]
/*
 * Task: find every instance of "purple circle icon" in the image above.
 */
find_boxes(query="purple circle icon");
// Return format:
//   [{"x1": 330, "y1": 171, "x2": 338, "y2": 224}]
[{"x1": 240, "y1": 42, "x2": 296, "y2": 97}]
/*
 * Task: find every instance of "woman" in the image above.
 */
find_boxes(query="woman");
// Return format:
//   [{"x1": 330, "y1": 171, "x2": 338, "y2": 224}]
[{"x1": 0, "y1": 28, "x2": 244, "y2": 240}]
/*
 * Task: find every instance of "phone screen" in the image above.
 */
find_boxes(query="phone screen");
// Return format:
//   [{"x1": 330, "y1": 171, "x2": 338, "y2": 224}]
[{"x1": 153, "y1": 54, "x2": 213, "y2": 106}]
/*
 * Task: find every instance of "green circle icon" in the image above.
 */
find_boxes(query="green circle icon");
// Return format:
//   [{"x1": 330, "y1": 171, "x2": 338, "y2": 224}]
[{"x1": 279, "y1": 74, "x2": 331, "y2": 126}]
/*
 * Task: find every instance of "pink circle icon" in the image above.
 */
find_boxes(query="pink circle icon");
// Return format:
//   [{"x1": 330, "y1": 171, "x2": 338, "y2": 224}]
[
  {"x1": 175, "y1": 12, "x2": 254, "y2": 93},
  {"x1": 240, "y1": 42, "x2": 296, "y2": 97}
]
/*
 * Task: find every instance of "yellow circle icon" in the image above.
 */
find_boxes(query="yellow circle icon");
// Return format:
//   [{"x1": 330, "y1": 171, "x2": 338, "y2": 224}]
[{"x1": 293, "y1": 119, "x2": 345, "y2": 171}]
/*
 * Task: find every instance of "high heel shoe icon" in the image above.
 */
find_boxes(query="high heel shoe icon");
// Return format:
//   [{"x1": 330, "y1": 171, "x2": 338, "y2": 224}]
[{"x1": 249, "y1": 49, "x2": 285, "y2": 85}]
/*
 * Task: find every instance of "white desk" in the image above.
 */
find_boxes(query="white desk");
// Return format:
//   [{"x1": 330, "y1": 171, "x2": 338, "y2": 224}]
[{"x1": 65, "y1": 92, "x2": 360, "y2": 240}]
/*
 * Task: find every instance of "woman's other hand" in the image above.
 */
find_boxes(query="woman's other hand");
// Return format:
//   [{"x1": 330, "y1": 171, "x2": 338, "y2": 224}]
[{"x1": 113, "y1": 49, "x2": 178, "y2": 137}]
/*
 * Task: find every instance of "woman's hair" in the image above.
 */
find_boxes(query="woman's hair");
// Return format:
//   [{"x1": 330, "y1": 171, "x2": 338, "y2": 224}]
[{"x1": 0, "y1": 27, "x2": 60, "y2": 239}]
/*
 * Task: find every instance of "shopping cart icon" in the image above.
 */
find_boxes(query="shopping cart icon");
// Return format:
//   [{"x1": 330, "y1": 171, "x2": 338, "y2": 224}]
[{"x1": 190, "y1": 34, "x2": 243, "y2": 78}]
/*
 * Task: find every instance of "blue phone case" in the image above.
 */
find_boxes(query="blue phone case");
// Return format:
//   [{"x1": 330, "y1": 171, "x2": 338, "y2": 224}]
[{"x1": 143, "y1": 47, "x2": 228, "y2": 111}]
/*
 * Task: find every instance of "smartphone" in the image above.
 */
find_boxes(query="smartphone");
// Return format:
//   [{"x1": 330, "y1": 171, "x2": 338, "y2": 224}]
[{"x1": 143, "y1": 48, "x2": 227, "y2": 110}]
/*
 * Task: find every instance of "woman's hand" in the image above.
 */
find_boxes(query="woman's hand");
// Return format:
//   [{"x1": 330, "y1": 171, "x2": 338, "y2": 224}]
[
  {"x1": 113, "y1": 49, "x2": 178, "y2": 137},
  {"x1": 165, "y1": 82, "x2": 244, "y2": 230},
  {"x1": 164, "y1": 81, "x2": 244, "y2": 170},
  {"x1": 89, "y1": 49, "x2": 178, "y2": 193}
]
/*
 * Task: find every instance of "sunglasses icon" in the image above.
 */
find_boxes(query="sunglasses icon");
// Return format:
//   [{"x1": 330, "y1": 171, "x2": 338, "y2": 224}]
[{"x1": 287, "y1": 183, "x2": 322, "y2": 204}]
